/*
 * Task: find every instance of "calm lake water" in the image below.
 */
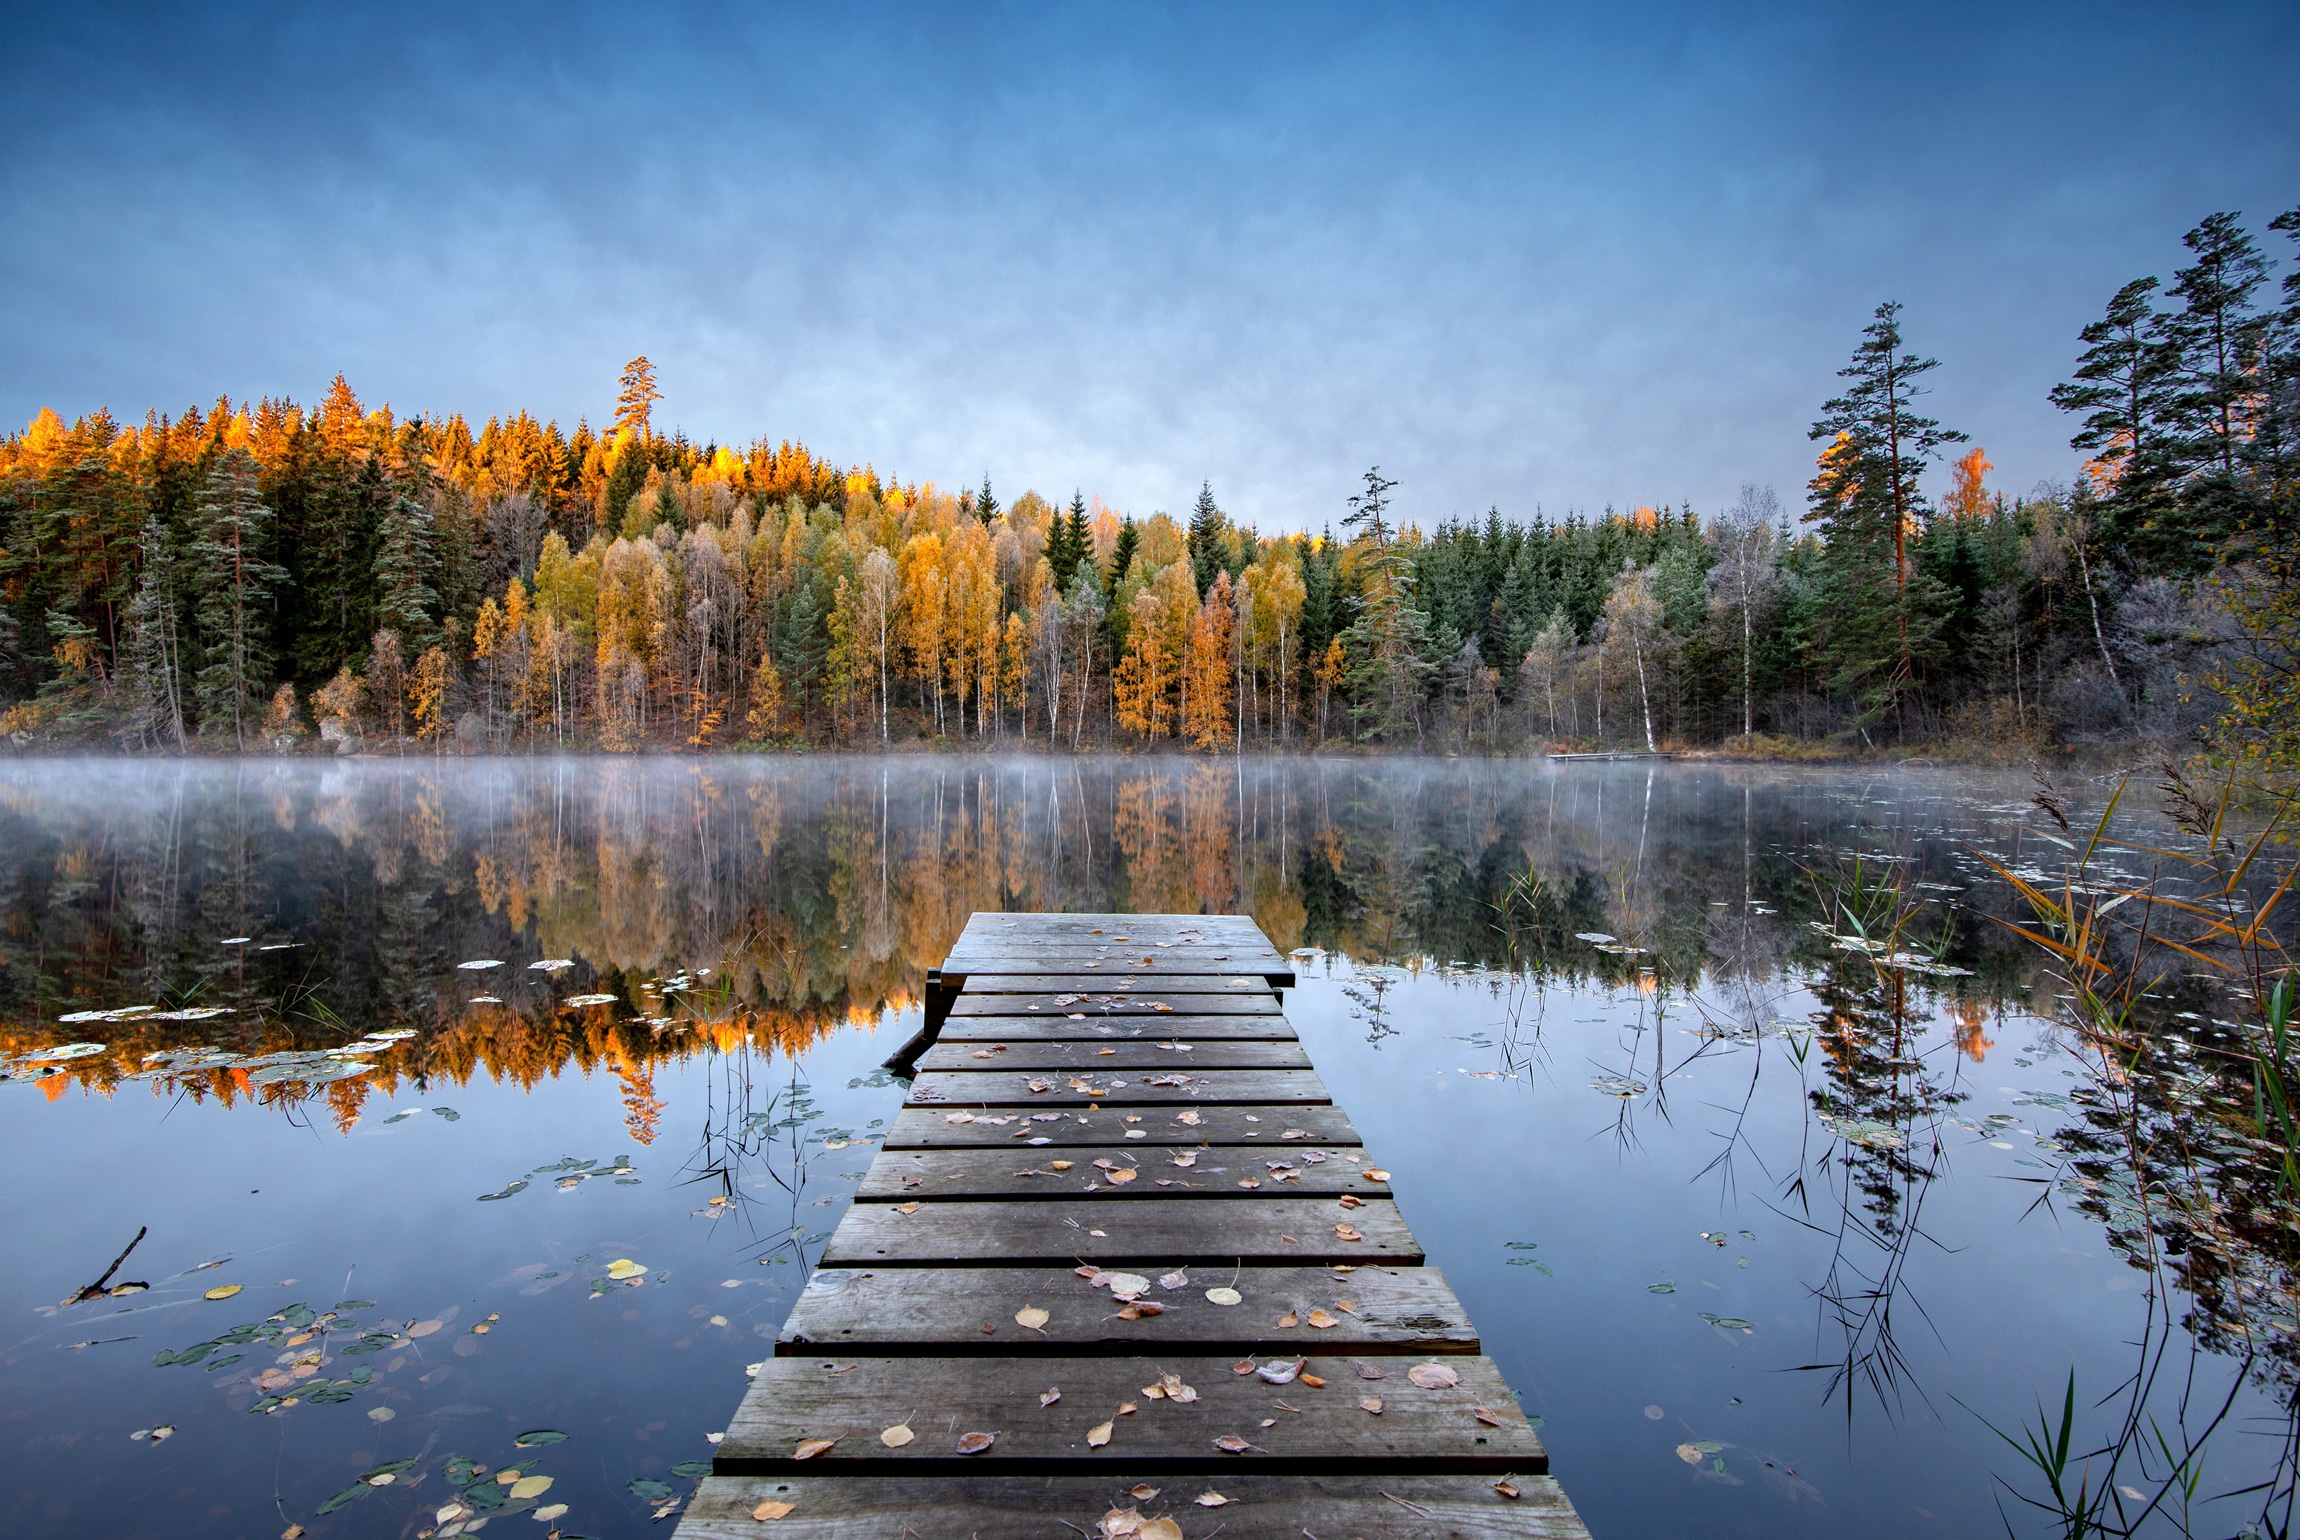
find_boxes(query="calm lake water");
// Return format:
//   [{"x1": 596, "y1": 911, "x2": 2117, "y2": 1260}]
[{"x1": 1, "y1": 757, "x2": 2291, "y2": 1540}]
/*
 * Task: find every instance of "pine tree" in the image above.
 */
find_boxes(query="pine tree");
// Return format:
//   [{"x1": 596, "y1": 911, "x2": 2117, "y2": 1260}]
[
  {"x1": 2164, "y1": 213, "x2": 2269, "y2": 485},
  {"x1": 613, "y1": 357, "x2": 660, "y2": 440},
  {"x1": 2050, "y1": 277, "x2": 2182, "y2": 516},
  {"x1": 1807, "y1": 303, "x2": 1966, "y2": 733},
  {"x1": 117, "y1": 516, "x2": 186, "y2": 751},
  {"x1": 187, "y1": 449, "x2": 286, "y2": 748},
  {"x1": 974, "y1": 475, "x2": 999, "y2": 524}
]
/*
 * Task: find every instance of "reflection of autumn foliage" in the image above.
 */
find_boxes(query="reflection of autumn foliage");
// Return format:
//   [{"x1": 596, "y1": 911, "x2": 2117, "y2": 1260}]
[
  {"x1": 611, "y1": 1044, "x2": 663, "y2": 1145},
  {"x1": 1184, "y1": 764, "x2": 1235, "y2": 912},
  {"x1": 1950, "y1": 998, "x2": 1993, "y2": 1062}
]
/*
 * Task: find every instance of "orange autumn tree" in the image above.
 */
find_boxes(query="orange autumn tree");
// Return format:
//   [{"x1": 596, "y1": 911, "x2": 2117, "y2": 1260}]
[{"x1": 1184, "y1": 571, "x2": 1237, "y2": 750}]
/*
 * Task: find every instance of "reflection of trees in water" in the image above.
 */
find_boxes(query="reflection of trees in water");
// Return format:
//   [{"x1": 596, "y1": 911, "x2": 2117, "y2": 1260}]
[{"x1": 0, "y1": 759, "x2": 2130, "y2": 1107}]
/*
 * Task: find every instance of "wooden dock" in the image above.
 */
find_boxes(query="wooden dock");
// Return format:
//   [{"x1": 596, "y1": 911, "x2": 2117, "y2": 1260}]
[{"x1": 678, "y1": 913, "x2": 1591, "y2": 1538}]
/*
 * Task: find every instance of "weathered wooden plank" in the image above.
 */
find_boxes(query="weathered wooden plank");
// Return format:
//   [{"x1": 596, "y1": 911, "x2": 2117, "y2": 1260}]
[
  {"x1": 717, "y1": 1353, "x2": 1539, "y2": 1475},
  {"x1": 945, "y1": 959, "x2": 1297, "y2": 986},
  {"x1": 914, "y1": 1040, "x2": 1312, "y2": 1074},
  {"x1": 957, "y1": 913, "x2": 1275, "y2": 941},
  {"x1": 908, "y1": 1069, "x2": 1331, "y2": 1109},
  {"x1": 957, "y1": 973, "x2": 1276, "y2": 995},
  {"x1": 940, "y1": 1015, "x2": 1298, "y2": 1044},
  {"x1": 883, "y1": 1104, "x2": 1363, "y2": 1149},
  {"x1": 682, "y1": 1474, "x2": 1589, "y2": 1539},
  {"x1": 949, "y1": 993, "x2": 1284, "y2": 1017},
  {"x1": 820, "y1": 1196, "x2": 1419, "y2": 1268},
  {"x1": 855, "y1": 1145, "x2": 1386, "y2": 1201},
  {"x1": 777, "y1": 1265, "x2": 1478, "y2": 1357}
]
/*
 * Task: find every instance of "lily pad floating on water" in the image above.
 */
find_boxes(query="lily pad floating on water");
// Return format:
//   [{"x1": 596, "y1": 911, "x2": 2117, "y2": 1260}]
[
  {"x1": 515, "y1": 1429, "x2": 570, "y2": 1447},
  {"x1": 1698, "y1": 1312, "x2": 1754, "y2": 1333},
  {"x1": 1648, "y1": 1281, "x2": 1677, "y2": 1294},
  {"x1": 477, "y1": 1181, "x2": 529, "y2": 1201},
  {"x1": 669, "y1": 1461, "x2": 713, "y2": 1478},
  {"x1": 628, "y1": 1479, "x2": 676, "y2": 1502},
  {"x1": 1591, "y1": 1075, "x2": 1648, "y2": 1098},
  {"x1": 18, "y1": 1042, "x2": 109, "y2": 1062}
]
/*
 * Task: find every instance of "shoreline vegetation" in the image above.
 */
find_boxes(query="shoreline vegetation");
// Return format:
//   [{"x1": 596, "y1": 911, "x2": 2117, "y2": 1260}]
[{"x1": 4, "y1": 209, "x2": 2295, "y2": 780}]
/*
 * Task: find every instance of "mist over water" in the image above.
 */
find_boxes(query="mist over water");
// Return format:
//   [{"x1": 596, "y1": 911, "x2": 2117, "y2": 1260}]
[{"x1": 1, "y1": 757, "x2": 2289, "y2": 1539}]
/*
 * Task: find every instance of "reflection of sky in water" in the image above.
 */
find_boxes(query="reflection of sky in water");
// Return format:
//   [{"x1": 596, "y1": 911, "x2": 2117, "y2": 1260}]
[{"x1": 0, "y1": 758, "x2": 2287, "y2": 1538}]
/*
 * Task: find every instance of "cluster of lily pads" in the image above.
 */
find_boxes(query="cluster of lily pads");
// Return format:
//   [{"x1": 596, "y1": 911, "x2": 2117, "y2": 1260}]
[{"x1": 477, "y1": 1152, "x2": 639, "y2": 1202}]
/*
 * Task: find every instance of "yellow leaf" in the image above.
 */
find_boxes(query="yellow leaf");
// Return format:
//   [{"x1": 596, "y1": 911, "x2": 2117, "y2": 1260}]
[
  {"x1": 203, "y1": 1285, "x2": 242, "y2": 1301},
  {"x1": 1087, "y1": 1421, "x2": 1113, "y2": 1447},
  {"x1": 509, "y1": 1475, "x2": 552, "y2": 1500},
  {"x1": 879, "y1": 1424, "x2": 913, "y2": 1447},
  {"x1": 753, "y1": 1498, "x2": 795, "y2": 1519},
  {"x1": 793, "y1": 1437, "x2": 837, "y2": 1460},
  {"x1": 1140, "y1": 1519, "x2": 1183, "y2": 1540},
  {"x1": 605, "y1": 1259, "x2": 647, "y2": 1280},
  {"x1": 1014, "y1": 1306, "x2": 1050, "y2": 1330}
]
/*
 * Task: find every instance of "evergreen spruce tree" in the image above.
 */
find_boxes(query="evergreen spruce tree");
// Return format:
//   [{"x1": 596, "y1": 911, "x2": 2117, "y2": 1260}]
[
  {"x1": 373, "y1": 487, "x2": 442, "y2": 652},
  {"x1": 1187, "y1": 482, "x2": 1226, "y2": 596},
  {"x1": 1047, "y1": 491, "x2": 1088, "y2": 591},
  {"x1": 2165, "y1": 213, "x2": 2269, "y2": 486},
  {"x1": 187, "y1": 448, "x2": 286, "y2": 749},
  {"x1": 2050, "y1": 277, "x2": 2184, "y2": 559},
  {"x1": 975, "y1": 475, "x2": 999, "y2": 524}
]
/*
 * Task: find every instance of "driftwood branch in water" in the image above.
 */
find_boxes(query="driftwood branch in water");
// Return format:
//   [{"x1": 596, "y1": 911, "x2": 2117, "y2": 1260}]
[{"x1": 69, "y1": 1225, "x2": 149, "y2": 1303}]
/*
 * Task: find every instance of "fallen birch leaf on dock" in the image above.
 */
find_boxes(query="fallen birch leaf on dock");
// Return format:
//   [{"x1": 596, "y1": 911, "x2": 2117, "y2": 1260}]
[
  {"x1": 1195, "y1": 1490, "x2": 1229, "y2": 1506},
  {"x1": 1087, "y1": 1420, "x2": 1113, "y2": 1447},
  {"x1": 1306, "y1": 1309, "x2": 1338, "y2": 1329},
  {"x1": 792, "y1": 1437, "x2": 838, "y2": 1459},
  {"x1": 955, "y1": 1431, "x2": 996, "y2": 1455},
  {"x1": 1360, "y1": 1396, "x2": 1384, "y2": 1414},
  {"x1": 879, "y1": 1424, "x2": 913, "y2": 1447},
  {"x1": 1204, "y1": 1286, "x2": 1242, "y2": 1305},
  {"x1": 753, "y1": 1499, "x2": 795, "y2": 1519},
  {"x1": 1408, "y1": 1363, "x2": 1461, "y2": 1389},
  {"x1": 1213, "y1": 1434, "x2": 1253, "y2": 1452},
  {"x1": 1276, "y1": 1311, "x2": 1299, "y2": 1328},
  {"x1": 1040, "y1": 1388, "x2": 1062, "y2": 1407},
  {"x1": 1362, "y1": 1168, "x2": 1391, "y2": 1182}
]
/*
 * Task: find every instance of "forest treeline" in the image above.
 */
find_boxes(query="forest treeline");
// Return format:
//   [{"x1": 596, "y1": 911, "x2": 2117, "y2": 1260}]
[{"x1": 2, "y1": 208, "x2": 2295, "y2": 767}]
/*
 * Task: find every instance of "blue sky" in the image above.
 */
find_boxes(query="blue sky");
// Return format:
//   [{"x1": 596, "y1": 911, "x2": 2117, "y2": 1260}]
[{"x1": 2, "y1": 2, "x2": 2294, "y2": 530}]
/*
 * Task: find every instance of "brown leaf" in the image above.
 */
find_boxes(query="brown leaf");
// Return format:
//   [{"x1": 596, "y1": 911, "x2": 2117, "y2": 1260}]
[
  {"x1": 1494, "y1": 1480, "x2": 1521, "y2": 1499},
  {"x1": 1117, "y1": 1401, "x2": 1137, "y2": 1415},
  {"x1": 1362, "y1": 1168, "x2": 1391, "y2": 1182},
  {"x1": 1106, "y1": 1168, "x2": 1137, "y2": 1185},
  {"x1": 1407, "y1": 1363, "x2": 1461, "y2": 1389},
  {"x1": 894, "y1": 1202, "x2": 921, "y2": 1216},
  {"x1": 1232, "y1": 1357, "x2": 1256, "y2": 1374},
  {"x1": 1300, "y1": 1372, "x2": 1327, "y2": 1388},
  {"x1": 1169, "y1": 1152, "x2": 1197, "y2": 1169},
  {"x1": 1129, "y1": 1485, "x2": 1158, "y2": 1500},
  {"x1": 792, "y1": 1437, "x2": 838, "y2": 1460},
  {"x1": 1015, "y1": 1305, "x2": 1051, "y2": 1330},
  {"x1": 1040, "y1": 1388, "x2": 1062, "y2": 1407},
  {"x1": 1238, "y1": 1177, "x2": 1262, "y2": 1189},
  {"x1": 955, "y1": 1431, "x2": 996, "y2": 1455},
  {"x1": 1355, "y1": 1362, "x2": 1386, "y2": 1380},
  {"x1": 1161, "y1": 1372, "x2": 1197, "y2": 1403},
  {"x1": 1334, "y1": 1223, "x2": 1364, "y2": 1242},
  {"x1": 1141, "y1": 1383, "x2": 1166, "y2": 1399},
  {"x1": 1139, "y1": 1519, "x2": 1183, "y2": 1540},
  {"x1": 1116, "y1": 1304, "x2": 1140, "y2": 1320},
  {"x1": 1276, "y1": 1312, "x2": 1299, "y2": 1328},
  {"x1": 1049, "y1": 1160, "x2": 1074, "y2": 1171},
  {"x1": 1087, "y1": 1420, "x2": 1114, "y2": 1447},
  {"x1": 1473, "y1": 1406, "x2": 1503, "y2": 1427},
  {"x1": 1359, "y1": 1396, "x2": 1384, "y2": 1414},
  {"x1": 1334, "y1": 1299, "x2": 1358, "y2": 1315},
  {"x1": 879, "y1": 1424, "x2": 914, "y2": 1447},
  {"x1": 752, "y1": 1500, "x2": 795, "y2": 1520},
  {"x1": 1213, "y1": 1434, "x2": 1252, "y2": 1453},
  {"x1": 1176, "y1": 1109, "x2": 1202, "y2": 1125},
  {"x1": 1195, "y1": 1490, "x2": 1230, "y2": 1507},
  {"x1": 1306, "y1": 1309, "x2": 1339, "y2": 1329}
]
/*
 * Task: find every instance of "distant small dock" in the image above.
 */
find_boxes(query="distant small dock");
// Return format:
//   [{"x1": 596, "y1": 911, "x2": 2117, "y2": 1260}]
[
  {"x1": 1544, "y1": 751, "x2": 1671, "y2": 762},
  {"x1": 677, "y1": 912, "x2": 1590, "y2": 1537}
]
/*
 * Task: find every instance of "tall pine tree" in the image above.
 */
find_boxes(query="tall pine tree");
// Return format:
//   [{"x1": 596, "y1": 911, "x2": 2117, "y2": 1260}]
[{"x1": 188, "y1": 449, "x2": 286, "y2": 748}]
